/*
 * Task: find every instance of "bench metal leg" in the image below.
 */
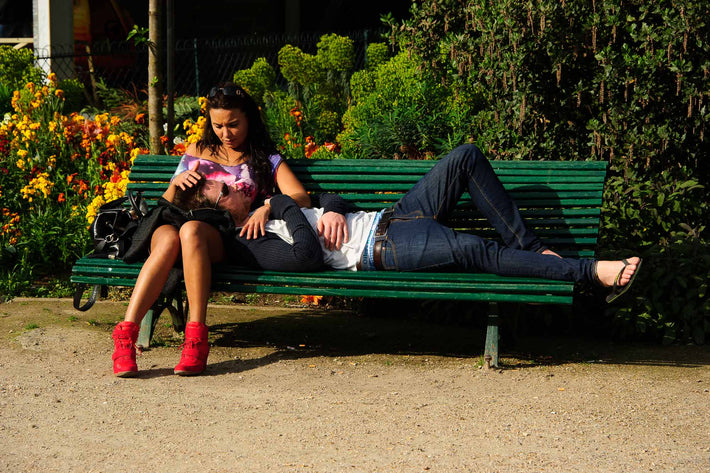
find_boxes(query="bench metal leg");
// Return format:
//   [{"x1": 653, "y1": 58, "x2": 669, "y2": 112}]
[
  {"x1": 137, "y1": 306, "x2": 161, "y2": 350},
  {"x1": 484, "y1": 302, "x2": 500, "y2": 369},
  {"x1": 136, "y1": 291, "x2": 186, "y2": 350}
]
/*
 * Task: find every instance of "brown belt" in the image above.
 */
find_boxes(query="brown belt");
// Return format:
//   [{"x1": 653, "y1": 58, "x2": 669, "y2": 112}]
[{"x1": 369, "y1": 208, "x2": 394, "y2": 270}]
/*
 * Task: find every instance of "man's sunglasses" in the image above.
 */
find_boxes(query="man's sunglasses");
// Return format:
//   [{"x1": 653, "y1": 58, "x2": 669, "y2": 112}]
[
  {"x1": 208, "y1": 86, "x2": 245, "y2": 98},
  {"x1": 213, "y1": 182, "x2": 229, "y2": 209}
]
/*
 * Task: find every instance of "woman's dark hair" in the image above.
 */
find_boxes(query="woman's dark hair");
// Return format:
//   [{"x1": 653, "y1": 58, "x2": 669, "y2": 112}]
[{"x1": 197, "y1": 82, "x2": 276, "y2": 196}]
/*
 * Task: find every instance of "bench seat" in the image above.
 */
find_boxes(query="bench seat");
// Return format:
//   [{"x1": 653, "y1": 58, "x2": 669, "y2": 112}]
[{"x1": 71, "y1": 155, "x2": 607, "y2": 368}]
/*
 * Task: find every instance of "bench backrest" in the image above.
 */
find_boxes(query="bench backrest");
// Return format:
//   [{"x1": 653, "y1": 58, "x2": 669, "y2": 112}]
[{"x1": 128, "y1": 155, "x2": 607, "y2": 258}]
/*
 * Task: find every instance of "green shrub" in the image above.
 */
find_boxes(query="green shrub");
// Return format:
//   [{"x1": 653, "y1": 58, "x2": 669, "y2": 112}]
[
  {"x1": 57, "y1": 78, "x2": 87, "y2": 113},
  {"x1": 388, "y1": 0, "x2": 709, "y2": 343},
  {"x1": 365, "y1": 43, "x2": 391, "y2": 70},
  {"x1": 233, "y1": 57, "x2": 276, "y2": 106},
  {"x1": 316, "y1": 33, "x2": 355, "y2": 73},
  {"x1": 0, "y1": 82, "x2": 11, "y2": 115},
  {"x1": 0, "y1": 46, "x2": 44, "y2": 91},
  {"x1": 338, "y1": 51, "x2": 470, "y2": 159}
]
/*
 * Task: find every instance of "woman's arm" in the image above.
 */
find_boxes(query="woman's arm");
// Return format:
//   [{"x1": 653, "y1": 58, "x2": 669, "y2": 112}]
[
  {"x1": 274, "y1": 161, "x2": 311, "y2": 207},
  {"x1": 162, "y1": 150, "x2": 202, "y2": 203}
]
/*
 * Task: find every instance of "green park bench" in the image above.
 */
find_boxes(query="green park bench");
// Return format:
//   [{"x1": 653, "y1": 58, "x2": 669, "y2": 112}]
[{"x1": 71, "y1": 154, "x2": 608, "y2": 368}]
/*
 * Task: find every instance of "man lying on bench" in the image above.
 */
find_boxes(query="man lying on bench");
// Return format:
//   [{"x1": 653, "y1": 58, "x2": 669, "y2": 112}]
[{"x1": 177, "y1": 144, "x2": 642, "y2": 302}]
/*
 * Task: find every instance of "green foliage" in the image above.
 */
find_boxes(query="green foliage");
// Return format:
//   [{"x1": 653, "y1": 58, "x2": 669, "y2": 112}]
[
  {"x1": 57, "y1": 78, "x2": 87, "y2": 113},
  {"x1": 0, "y1": 82, "x2": 11, "y2": 115},
  {"x1": 387, "y1": 0, "x2": 709, "y2": 342},
  {"x1": 233, "y1": 57, "x2": 276, "y2": 106},
  {"x1": 0, "y1": 46, "x2": 44, "y2": 91},
  {"x1": 365, "y1": 43, "x2": 391, "y2": 70},
  {"x1": 234, "y1": 34, "x2": 359, "y2": 157},
  {"x1": 316, "y1": 33, "x2": 355, "y2": 73},
  {"x1": 338, "y1": 52, "x2": 472, "y2": 159},
  {"x1": 608, "y1": 243, "x2": 709, "y2": 345},
  {"x1": 278, "y1": 45, "x2": 323, "y2": 88}
]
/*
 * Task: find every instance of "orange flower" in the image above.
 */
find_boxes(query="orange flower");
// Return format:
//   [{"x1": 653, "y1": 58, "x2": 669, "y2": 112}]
[
  {"x1": 57, "y1": 193, "x2": 65, "y2": 203},
  {"x1": 300, "y1": 295, "x2": 323, "y2": 305},
  {"x1": 289, "y1": 107, "x2": 304, "y2": 126},
  {"x1": 134, "y1": 113, "x2": 146, "y2": 124}
]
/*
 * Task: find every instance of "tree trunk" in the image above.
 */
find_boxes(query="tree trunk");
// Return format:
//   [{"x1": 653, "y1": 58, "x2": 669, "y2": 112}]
[{"x1": 148, "y1": 0, "x2": 164, "y2": 154}]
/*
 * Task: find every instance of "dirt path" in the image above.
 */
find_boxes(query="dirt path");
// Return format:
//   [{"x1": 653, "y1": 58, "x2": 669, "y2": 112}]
[{"x1": 1, "y1": 298, "x2": 708, "y2": 472}]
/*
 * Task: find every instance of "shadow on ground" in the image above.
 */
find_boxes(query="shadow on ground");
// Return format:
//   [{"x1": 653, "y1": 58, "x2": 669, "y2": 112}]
[{"x1": 151, "y1": 303, "x2": 710, "y2": 373}]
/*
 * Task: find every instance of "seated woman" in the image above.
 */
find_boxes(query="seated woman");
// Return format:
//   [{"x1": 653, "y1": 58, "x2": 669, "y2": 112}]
[
  {"x1": 110, "y1": 83, "x2": 343, "y2": 378},
  {"x1": 178, "y1": 144, "x2": 642, "y2": 302}
]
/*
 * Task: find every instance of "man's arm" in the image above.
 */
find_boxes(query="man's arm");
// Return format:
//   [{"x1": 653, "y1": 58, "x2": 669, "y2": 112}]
[
  {"x1": 230, "y1": 194, "x2": 324, "y2": 272},
  {"x1": 311, "y1": 193, "x2": 351, "y2": 250}
]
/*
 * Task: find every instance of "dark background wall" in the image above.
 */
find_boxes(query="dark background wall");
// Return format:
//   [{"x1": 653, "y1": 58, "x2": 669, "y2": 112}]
[{"x1": 94, "y1": 0, "x2": 411, "y2": 41}]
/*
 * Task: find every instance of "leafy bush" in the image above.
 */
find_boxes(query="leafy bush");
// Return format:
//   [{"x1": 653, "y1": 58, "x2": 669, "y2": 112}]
[
  {"x1": 0, "y1": 46, "x2": 44, "y2": 92},
  {"x1": 387, "y1": 0, "x2": 709, "y2": 343},
  {"x1": 233, "y1": 57, "x2": 276, "y2": 106},
  {"x1": 0, "y1": 75, "x2": 194, "y2": 297},
  {"x1": 57, "y1": 78, "x2": 87, "y2": 113},
  {"x1": 233, "y1": 34, "x2": 358, "y2": 159},
  {"x1": 339, "y1": 51, "x2": 472, "y2": 159}
]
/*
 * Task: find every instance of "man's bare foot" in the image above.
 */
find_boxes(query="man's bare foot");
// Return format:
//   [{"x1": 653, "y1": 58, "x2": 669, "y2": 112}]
[
  {"x1": 595, "y1": 257, "x2": 642, "y2": 288},
  {"x1": 541, "y1": 249, "x2": 562, "y2": 258}
]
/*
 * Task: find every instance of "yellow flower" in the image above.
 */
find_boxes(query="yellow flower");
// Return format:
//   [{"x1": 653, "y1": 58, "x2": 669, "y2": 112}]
[
  {"x1": 16, "y1": 149, "x2": 28, "y2": 158},
  {"x1": 20, "y1": 172, "x2": 54, "y2": 201},
  {"x1": 15, "y1": 159, "x2": 25, "y2": 170},
  {"x1": 85, "y1": 195, "x2": 106, "y2": 223}
]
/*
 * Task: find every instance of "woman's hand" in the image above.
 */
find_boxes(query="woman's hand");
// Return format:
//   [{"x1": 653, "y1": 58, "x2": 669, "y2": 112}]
[
  {"x1": 163, "y1": 161, "x2": 202, "y2": 202},
  {"x1": 317, "y1": 211, "x2": 349, "y2": 250},
  {"x1": 239, "y1": 203, "x2": 271, "y2": 239},
  {"x1": 172, "y1": 161, "x2": 203, "y2": 191}
]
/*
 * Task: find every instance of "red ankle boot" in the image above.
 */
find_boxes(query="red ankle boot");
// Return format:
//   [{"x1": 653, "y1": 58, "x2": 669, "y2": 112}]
[
  {"x1": 112, "y1": 321, "x2": 140, "y2": 377},
  {"x1": 174, "y1": 321, "x2": 210, "y2": 376}
]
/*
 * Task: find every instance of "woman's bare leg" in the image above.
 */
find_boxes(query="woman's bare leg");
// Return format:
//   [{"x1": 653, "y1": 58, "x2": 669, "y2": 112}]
[
  {"x1": 178, "y1": 221, "x2": 225, "y2": 324},
  {"x1": 123, "y1": 225, "x2": 181, "y2": 324}
]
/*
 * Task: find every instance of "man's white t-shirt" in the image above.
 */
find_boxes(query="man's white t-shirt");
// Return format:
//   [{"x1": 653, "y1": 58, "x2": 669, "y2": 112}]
[{"x1": 264, "y1": 208, "x2": 376, "y2": 271}]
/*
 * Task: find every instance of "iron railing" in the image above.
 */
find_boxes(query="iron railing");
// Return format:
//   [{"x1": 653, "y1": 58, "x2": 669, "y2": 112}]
[{"x1": 33, "y1": 30, "x2": 385, "y2": 98}]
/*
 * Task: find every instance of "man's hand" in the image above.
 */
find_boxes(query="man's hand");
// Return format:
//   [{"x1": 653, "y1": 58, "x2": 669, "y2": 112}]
[
  {"x1": 317, "y1": 211, "x2": 349, "y2": 250},
  {"x1": 239, "y1": 203, "x2": 271, "y2": 239}
]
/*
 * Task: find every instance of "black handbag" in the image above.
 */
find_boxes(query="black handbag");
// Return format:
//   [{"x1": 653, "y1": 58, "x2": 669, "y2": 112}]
[{"x1": 89, "y1": 191, "x2": 148, "y2": 259}]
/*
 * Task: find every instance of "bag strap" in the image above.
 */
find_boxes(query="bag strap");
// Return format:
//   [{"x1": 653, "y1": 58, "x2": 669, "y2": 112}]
[
  {"x1": 128, "y1": 190, "x2": 148, "y2": 217},
  {"x1": 73, "y1": 284, "x2": 106, "y2": 311}
]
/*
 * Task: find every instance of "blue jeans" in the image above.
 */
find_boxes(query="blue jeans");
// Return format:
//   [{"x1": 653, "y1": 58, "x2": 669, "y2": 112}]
[{"x1": 378, "y1": 145, "x2": 597, "y2": 283}]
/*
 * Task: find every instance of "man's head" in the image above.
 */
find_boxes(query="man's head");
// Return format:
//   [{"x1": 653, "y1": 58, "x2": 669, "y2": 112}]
[{"x1": 173, "y1": 178, "x2": 251, "y2": 225}]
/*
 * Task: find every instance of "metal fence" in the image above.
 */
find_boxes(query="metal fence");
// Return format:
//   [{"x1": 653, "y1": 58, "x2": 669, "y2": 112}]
[{"x1": 33, "y1": 30, "x2": 384, "y2": 98}]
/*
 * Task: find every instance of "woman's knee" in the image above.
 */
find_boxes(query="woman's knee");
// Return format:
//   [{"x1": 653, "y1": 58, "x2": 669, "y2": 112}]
[
  {"x1": 150, "y1": 225, "x2": 180, "y2": 258},
  {"x1": 179, "y1": 221, "x2": 224, "y2": 261},
  {"x1": 178, "y1": 221, "x2": 211, "y2": 248}
]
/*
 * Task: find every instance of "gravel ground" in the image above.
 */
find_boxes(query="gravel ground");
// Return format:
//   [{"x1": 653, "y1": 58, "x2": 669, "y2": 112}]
[{"x1": 1, "y1": 298, "x2": 708, "y2": 472}]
